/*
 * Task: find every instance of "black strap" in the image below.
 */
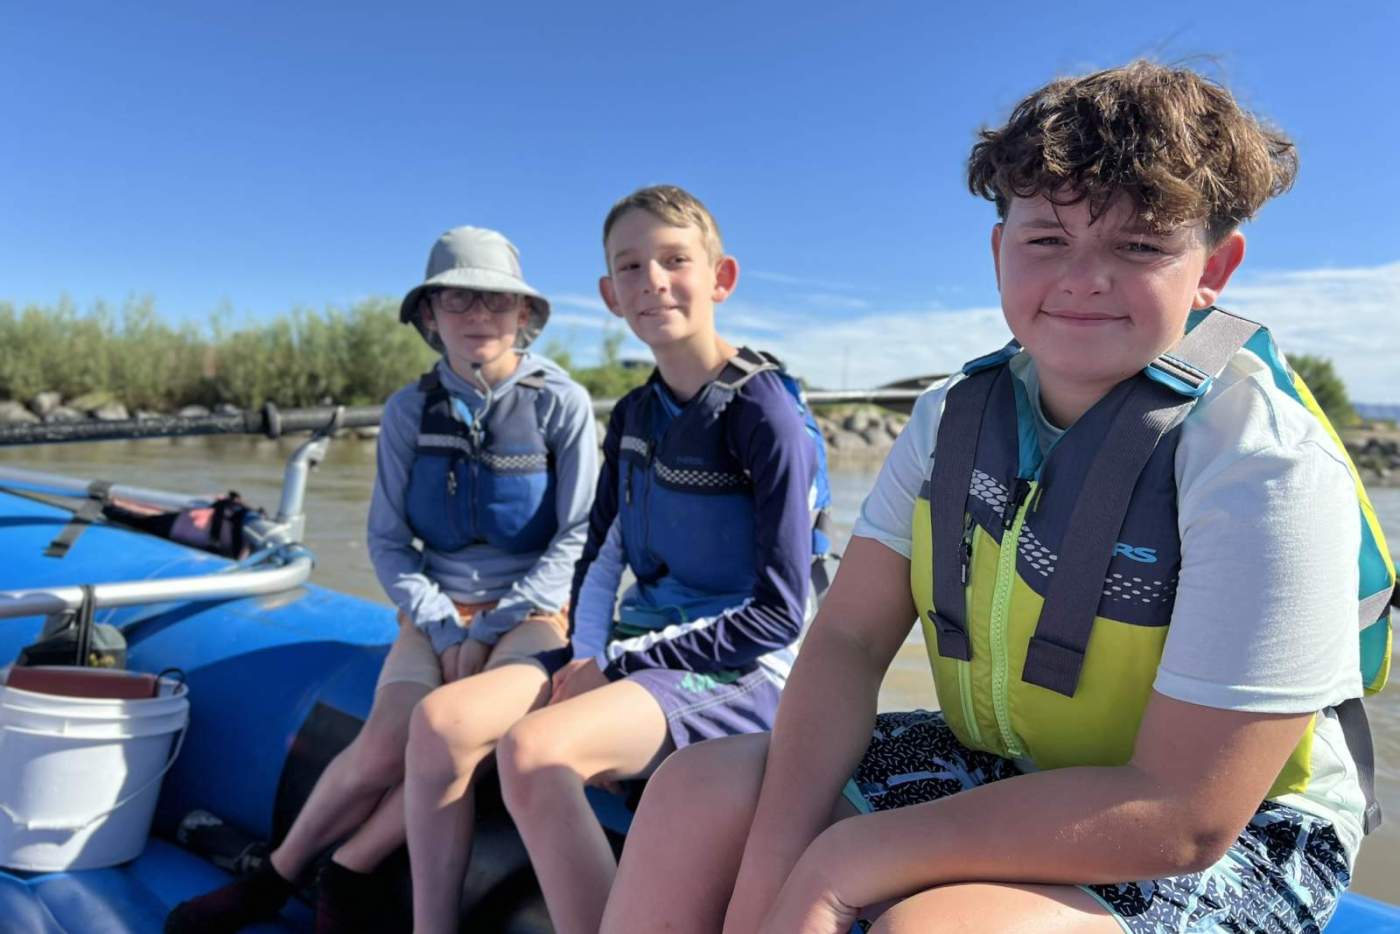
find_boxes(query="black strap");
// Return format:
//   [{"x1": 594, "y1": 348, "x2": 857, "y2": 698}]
[
  {"x1": 714, "y1": 347, "x2": 780, "y2": 391},
  {"x1": 44, "y1": 480, "x2": 115, "y2": 559},
  {"x1": 74, "y1": 584, "x2": 96, "y2": 666},
  {"x1": 1021, "y1": 310, "x2": 1260, "y2": 696},
  {"x1": 1337, "y1": 698, "x2": 1382, "y2": 834},
  {"x1": 926, "y1": 367, "x2": 1000, "y2": 661},
  {"x1": 516, "y1": 369, "x2": 549, "y2": 390}
]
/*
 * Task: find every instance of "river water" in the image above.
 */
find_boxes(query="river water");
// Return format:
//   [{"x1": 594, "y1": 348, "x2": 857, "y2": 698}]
[{"x1": 2, "y1": 437, "x2": 1397, "y2": 903}]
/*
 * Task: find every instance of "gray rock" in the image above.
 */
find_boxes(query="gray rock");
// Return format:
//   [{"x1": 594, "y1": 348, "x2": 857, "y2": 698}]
[
  {"x1": 827, "y1": 429, "x2": 867, "y2": 450},
  {"x1": 93, "y1": 402, "x2": 130, "y2": 421},
  {"x1": 860, "y1": 426, "x2": 893, "y2": 448},
  {"x1": 135, "y1": 410, "x2": 163, "y2": 420},
  {"x1": 841, "y1": 412, "x2": 881, "y2": 433},
  {"x1": 355, "y1": 426, "x2": 381, "y2": 440},
  {"x1": 28, "y1": 391, "x2": 62, "y2": 417},
  {"x1": 67, "y1": 390, "x2": 116, "y2": 414},
  {"x1": 44, "y1": 406, "x2": 85, "y2": 423},
  {"x1": 1, "y1": 400, "x2": 41, "y2": 424},
  {"x1": 178, "y1": 405, "x2": 211, "y2": 417},
  {"x1": 214, "y1": 403, "x2": 240, "y2": 416}
]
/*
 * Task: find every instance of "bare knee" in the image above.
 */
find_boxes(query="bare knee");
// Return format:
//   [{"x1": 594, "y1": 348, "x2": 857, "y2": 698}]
[
  {"x1": 405, "y1": 692, "x2": 493, "y2": 783},
  {"x1": 496, "y1": 716, "x2": 572, "y2": 815},
  {"x1": 637, "y1": 734, "x2": 766, "y2": 823}
]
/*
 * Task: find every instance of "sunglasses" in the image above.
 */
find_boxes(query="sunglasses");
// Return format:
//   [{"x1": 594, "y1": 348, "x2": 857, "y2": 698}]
[{"x1": 428, "y1": 288, "x2": 521, "y2": 315}]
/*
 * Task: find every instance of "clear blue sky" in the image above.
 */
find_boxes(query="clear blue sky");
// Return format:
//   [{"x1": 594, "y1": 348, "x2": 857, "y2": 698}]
[{"x1": 3, "y1": 1, "x2": 1398, "y2": 399}]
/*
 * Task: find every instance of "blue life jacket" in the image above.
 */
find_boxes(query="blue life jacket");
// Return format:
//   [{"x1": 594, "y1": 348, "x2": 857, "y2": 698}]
[
  {"x1": 404, "y1": 368, "x2": 558, "y2": 555},
  {"x1": 613, "y1": 348, "x2": 832, "y2": 635}
]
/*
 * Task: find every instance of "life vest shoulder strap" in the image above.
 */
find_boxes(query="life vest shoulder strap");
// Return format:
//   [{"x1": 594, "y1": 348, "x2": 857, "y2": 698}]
[
  {"x1": 714, "y1": 347, "x2": 782, "y2": 392},
  {"x1": 1022, "y1": 309, "x2": 1258, "y2": 697}
]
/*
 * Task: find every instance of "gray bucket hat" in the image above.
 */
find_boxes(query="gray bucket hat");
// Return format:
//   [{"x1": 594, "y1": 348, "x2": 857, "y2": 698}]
[{"x1": 399, "y1": 226, "x2": 551, "y2": 351}]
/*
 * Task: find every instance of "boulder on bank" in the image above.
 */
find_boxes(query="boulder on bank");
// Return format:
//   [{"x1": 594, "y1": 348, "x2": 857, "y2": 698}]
[
  {"x1": 0, "y1": 401, "x2": 40, "y2": 424},
  {"x1": 44, "y1": 406, "x2": 84, "y2": 423},
  {"x1": 28, "y1": 391, "x2": 62, "y2": 417},
  {"x1": 93, "y1": 402, "x2": 130, "y2": 421}
]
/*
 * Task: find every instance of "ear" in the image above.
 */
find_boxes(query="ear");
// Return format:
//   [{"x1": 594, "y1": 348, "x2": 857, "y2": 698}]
[
  {"x1": 711, "y1": 256, "x2": 739, "y2": 303},
  {"x1": 598, "y1": 276, "x2": 625, "y2": 319},
  {"x1": 990, "y1": 224, "x2": 1004, "y2": 290},
  {"x1": 419, "y1": 299, "x2": 438, "y2": 333},
  {"x1": 1193, "y1": 231, "x2": 1246, "y2": 309}
]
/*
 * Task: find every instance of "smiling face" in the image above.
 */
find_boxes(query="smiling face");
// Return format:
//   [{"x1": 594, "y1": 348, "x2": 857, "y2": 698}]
[
  {"x1": 992, "y1": 192, "x2": 1244, "y2": 424},
  {"x1": 598, "y1": 208, "x2": 737, "y2": 351},
  {"x1": 421, "y1": 288, "x2": 529, "y2": 376}
]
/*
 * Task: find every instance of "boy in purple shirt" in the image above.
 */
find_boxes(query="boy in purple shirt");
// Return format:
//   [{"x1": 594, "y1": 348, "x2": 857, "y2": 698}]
[{"x1": 406, "y1": 185, "x2": 820, "y2": 934}]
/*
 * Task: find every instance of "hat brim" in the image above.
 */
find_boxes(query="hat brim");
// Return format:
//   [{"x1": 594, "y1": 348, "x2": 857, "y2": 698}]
[{"x1": 400, "y1": 270, "x2": 551, "y2": 350}]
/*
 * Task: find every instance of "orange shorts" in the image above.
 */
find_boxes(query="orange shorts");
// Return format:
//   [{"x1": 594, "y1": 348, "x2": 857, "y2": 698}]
[{"x1": 375, "y1": 600, "x2": 569, "y2": 691}]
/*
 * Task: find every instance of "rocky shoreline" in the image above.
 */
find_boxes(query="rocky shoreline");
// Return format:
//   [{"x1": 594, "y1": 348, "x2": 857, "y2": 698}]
[{"x1": 3, "y1": 392, "x2": 1397, "y2": 486}]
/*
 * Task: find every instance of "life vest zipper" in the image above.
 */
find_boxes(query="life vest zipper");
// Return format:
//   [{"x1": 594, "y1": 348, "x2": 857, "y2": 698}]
[
  {"x1": 953, "y1": 510, "x2": 982, "y2": 745},
  {"x1": 990, "y1": 477, "x2": 1033, "y2": 757}
]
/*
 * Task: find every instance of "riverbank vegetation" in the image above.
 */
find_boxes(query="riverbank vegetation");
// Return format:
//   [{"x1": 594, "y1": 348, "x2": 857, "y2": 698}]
[{"x1": 0, "y1": 298, "x2": 649, "y2": 410}]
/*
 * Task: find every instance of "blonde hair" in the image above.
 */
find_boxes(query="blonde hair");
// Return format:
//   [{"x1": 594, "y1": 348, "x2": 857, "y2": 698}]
[{"x1": 602, "y1": 185, "x2": 725, "y2": 263}]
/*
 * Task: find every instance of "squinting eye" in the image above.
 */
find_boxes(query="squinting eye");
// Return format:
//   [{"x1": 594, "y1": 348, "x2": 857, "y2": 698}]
[{"x1": 1124, "y1": 241, "x2": 1163, "y2": 254}]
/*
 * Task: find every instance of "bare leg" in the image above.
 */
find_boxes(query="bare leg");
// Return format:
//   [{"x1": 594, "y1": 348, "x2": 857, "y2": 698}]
[
  {"x1": 871, "y1": 882, "x2": 1119, "y2": 933},
  {"x1": 269, "y1": 680, "x2": 427, "y2": 881},
  {"x1": 404, "y1": 619, "x2": 564, "y2": 934},
  {"x1": 602, "y1": 733, "x2": 769, "y2": 934},
  {"x1": 497, "y1": 679, "x2": 672, "y2": 934}
]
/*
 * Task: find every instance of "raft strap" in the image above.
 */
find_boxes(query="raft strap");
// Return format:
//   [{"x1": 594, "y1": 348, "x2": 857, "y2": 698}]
[
  {"x1": 43, "y1": 480, "x2": 115, "y2": 558},
  {"x1": 1022, "y1": 310, "x2": 1260, "y2": 697}
]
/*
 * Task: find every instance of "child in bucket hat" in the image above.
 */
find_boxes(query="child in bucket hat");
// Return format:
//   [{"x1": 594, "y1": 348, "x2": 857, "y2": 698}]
[{"x1": 166, "y1": 227, "x2": 598, "y2": 933}]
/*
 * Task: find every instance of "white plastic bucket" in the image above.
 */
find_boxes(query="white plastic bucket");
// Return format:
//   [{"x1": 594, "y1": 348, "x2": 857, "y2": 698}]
[{"x1": 0, "y1": 667, "x2": 189, "y2": 871}]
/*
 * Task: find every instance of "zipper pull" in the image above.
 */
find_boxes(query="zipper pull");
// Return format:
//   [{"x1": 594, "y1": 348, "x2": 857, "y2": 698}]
[
  {"x1": 959, "y1": 513, "x2": 975, "y2": 585},
  {"x1": 1003, "y1": 478, "x2": 1031, "y2": 530},
  {"x1": 447, "y1": 470, "x2": 457, "y2": 496}
]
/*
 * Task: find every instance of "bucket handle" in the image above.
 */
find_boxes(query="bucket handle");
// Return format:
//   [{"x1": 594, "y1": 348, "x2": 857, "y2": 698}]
[{"x1": 0, "y1": 718, "x2": 188, "y2": 833}]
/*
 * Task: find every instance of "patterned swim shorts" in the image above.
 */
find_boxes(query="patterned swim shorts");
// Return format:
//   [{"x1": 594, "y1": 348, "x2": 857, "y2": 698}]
[{"x1": 842, "y1": 710, "x2": 1350, "y2": 934}]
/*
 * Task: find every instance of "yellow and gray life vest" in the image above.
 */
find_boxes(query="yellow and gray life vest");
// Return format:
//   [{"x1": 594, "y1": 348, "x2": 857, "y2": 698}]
[{"x1": 913, "y1": 308, "x2": 1394, "y2": 831}]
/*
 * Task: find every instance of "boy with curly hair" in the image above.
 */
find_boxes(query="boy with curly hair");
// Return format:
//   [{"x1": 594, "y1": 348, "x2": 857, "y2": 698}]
[{"x1": 602, "y1": 61, "x2": 1393, "y2": 933}]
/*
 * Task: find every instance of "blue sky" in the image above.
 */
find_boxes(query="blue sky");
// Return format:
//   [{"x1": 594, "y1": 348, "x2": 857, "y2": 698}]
[{"x1": 3, "y1": 2, "x2": 1398, "y2": 400}]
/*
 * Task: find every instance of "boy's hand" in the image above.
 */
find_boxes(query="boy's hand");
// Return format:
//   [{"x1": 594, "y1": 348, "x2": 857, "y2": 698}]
[
  {"x1": 450, "y1": 638, "x2": 490, "y2": 681},
  {"x1": 759, "y1": 846, "x2": 859, "y2": 934},
  {"x1": 550, "y1": 658, "x2": 608, "y2": 705}
]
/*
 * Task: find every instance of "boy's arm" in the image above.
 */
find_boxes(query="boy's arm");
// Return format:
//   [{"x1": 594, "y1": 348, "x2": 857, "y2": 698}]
[
  {"x1": 467, "y1": 382, "x2": 599, "y2": 644},
  {"x1": 599, "y1": 382, "x2": 813, "y2": 678},
  {"x1": 770, "y1": 693, "x2": 1310, "y2": 930},
  {"x1": 366, "y1": 387, "x2": 460, "y2": 630},
  {"x1": 724, "y1": 535, "x2": 917, "y2": 933}
]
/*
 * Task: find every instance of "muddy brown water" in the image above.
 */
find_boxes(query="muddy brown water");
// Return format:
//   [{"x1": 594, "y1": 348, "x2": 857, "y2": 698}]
[{"x1": 2, "y1": 436, "x2": 1396, "y2": 903}]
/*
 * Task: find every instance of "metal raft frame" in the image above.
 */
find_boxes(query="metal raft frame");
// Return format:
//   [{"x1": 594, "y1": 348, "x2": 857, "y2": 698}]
[{"x1": 0, "y1": 427, "x2": 338, "y2": 622}]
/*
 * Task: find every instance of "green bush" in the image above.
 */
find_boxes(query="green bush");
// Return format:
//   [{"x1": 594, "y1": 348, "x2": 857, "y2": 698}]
[{"x1": 1289, "y1": 354, "x2": 1358, "y2": 428}]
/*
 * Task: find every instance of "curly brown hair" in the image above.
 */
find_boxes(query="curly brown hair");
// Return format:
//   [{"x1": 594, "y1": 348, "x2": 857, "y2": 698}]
[
  {"x1": 967, "y1": 60, "x2": 1298, "y2": 244},
  {"x1": 602, "y1": 185, "x2": 724, "y2": 266}
]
